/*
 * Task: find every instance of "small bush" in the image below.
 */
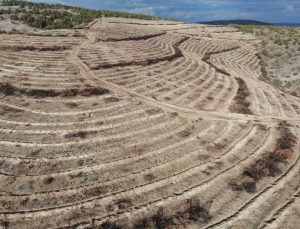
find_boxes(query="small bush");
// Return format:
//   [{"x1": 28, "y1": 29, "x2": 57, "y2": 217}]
[
  {"x1": 44, "y1": 176, "x2": 55, "y2": 184},
  {"x1": 261, "y1": 49, "x2": 269, "y2": 57},
  {"x1": 100, "y1": 221, "x2": 123, "y2": 229},
  {"x1": 230, "y1": 78, "x2": 252, "y2": 114},
  {"x1": 26, "y1": 89, "x2": 59, "y2": 98},
  {"x1": 60, "y1": 87, "x2": 109, "y2": 97},
  {"x1": 0, "y1": 83, "x2": 17, "y2": 96},
  {"x1": 230, "y1": 122, "x2": 296, "y2": 193},
  {"x1": 115, "y1": 199, "x2": 132, "y2": 210}
]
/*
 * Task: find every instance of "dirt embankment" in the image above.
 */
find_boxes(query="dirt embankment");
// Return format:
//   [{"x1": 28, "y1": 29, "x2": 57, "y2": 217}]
[
  {"x1": 0, "y1": 45, "x2": 69, "y2": 52},
  {"x1": 0, "y1": 83, "x2": 109, "y2": 98},
  {"x1": 202, "y1": 47, "x2": 240, "y2": 76},
  {"x1": 96, "y1": 32, "x2": 166, "y2": 42},
  {"x1": 90, "y1": 36, "x2": 190, "y2": 70},
  {"x1": 229, "y1": 77, "x2": 252, "y2": 114}
]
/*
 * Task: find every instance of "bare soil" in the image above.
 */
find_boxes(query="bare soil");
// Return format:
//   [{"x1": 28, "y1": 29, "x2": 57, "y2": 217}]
[{"x1": 0, "y1": 17, "x2": 299, "y2": 229}]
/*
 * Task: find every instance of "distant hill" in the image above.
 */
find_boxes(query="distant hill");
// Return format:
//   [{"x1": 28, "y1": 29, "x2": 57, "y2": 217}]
[
  {"x1": 274, "y1": 23, "x2": 300, "y2": 27},
  {"x1": 197, "y1": 20, "x2": 272, "y2": 26}
]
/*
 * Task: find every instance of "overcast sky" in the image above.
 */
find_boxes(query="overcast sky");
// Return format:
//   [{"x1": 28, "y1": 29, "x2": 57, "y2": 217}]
[{"x1": 28, "y1": 0, "x2": 300, "y2": 23}]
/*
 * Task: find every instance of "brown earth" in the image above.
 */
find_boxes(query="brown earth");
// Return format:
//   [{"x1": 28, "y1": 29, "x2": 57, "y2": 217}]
[{"x1": 0, "y1": 17, "x2": 299, "y2": 229}]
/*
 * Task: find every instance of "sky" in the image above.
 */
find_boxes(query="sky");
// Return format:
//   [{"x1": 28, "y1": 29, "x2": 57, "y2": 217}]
[{"x1": 28, "y1": 0, "x2": 300, "y2": 23}]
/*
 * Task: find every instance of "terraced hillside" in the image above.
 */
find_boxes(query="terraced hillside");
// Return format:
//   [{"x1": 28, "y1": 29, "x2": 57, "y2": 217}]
[{"x1": 0, "y1": 17, "x2": 300, "y2": 229}]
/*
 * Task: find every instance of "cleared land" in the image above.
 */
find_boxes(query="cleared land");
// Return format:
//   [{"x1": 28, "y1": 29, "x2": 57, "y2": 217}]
[
  {"x1": 0, "y1": 17, "x2": 300, "y2": 229},
  {"x1": 232, "y1": 25, "x2": 300, "y2": 96}
]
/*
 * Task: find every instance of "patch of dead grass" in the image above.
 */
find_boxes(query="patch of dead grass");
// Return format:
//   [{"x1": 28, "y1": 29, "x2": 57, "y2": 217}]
[
  {"x1": 0, "y1": 83, "x2": 109, "y2": 98},
  {"x1": 133, "y1": 198, "x2": 211, "y2": 229},
  {"x1": 230, "y1": 78, "x2": 252, "y2": 114},
  {"x1": 230, "y1": 122, "x2": 297, "y2": 192}
]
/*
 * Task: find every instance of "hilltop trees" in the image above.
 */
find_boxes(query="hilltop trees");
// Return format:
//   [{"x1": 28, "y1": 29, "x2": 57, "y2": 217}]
[
  {"x1": 1, "y1": 0, "x2": 169, "y2": 30},
  {"x1": 20, "y1": 12, "x2": 34, "y2": 24}
]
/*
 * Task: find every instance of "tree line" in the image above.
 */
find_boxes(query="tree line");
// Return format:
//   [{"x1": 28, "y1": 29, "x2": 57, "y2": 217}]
[{"x1": 0, "y1": 0, "x2": 169, "y2": 29}]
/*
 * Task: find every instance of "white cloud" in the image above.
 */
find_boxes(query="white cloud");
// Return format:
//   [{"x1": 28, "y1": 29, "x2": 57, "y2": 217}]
[
  {"x1": 16, "y1": 0, "x2": 300, "y2": 22},
  {"x1": 284, "y1": 4, "x2": 295, "y2": 12}
]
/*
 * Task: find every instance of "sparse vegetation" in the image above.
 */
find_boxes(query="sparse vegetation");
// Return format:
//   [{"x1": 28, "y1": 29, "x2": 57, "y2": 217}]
[
  {"x1": 90, "y1": 36, "x2": 189, "y2": 70},
  {"x1": 232, "y1": 24, "x2": 300, "y2": 96},
  {"x1": 230, "y1": 78, "x2": 252, "y2": 114},
  {"x1": 60, "y1": 87, "x2": 109, "y2": 97},
  {"x1": 133, "y1": 199, "x2": 211, "y2": 229},
  {"x1": 64, "y1": 131, "x2": 97, "y2": 139},
  {"x1": 0, "y1": 83, "x2": 17, "y2": 96},
  {"x1": 0, "y1": 44, "x2": 68, "y2": 51},
  {"x1": 230, "y1": 122, "x2": 296, "y2": 193},
  {"x1": 0, "y1": 83, "x2": 109, "y2": 98},
  {"x1": 44, "y1": 176, "x2": 55, "y2": 184}
]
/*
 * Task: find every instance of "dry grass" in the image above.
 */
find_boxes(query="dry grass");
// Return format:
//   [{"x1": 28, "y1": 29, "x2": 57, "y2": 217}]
[
  {"x1": 91, "y1": 37, "x2": 189, "y2": 70},
  {"x1": 0, "y1": 83, "x2": 16, "y2": 96},
  {"x1": 133, "y1": 198, "x2": 211, "y2": 229},
  {"x1": 99, "y1": 32, "x2": 166, "y2": 42},
  {"x1": 60, "y1": 87, "x2": 109, "y2": 97},
  {"x1": 230, "y1": 122, "x2": 296, "y2": 192},
  {"x1": 100, "y1": 222, "x2": 123, "y2": 229},
  {"x1": 0, "y1": 45, "x2": 68, "y2": 52},
  {"x1": 64, "y1": 131, "x2": 97, "y2": 139},
  {"x1": 25, "y1": 89, "x2": 60, "y2": 98},
  {"x1": 0, "y1": 83, "x2": 109, "y2": 98},
  {"x1": 0, "y1": 83, "x2": 59, "y2": 98},
  {"x1": 229, "y1": 78, "x2": 252, "y2": 114}
]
